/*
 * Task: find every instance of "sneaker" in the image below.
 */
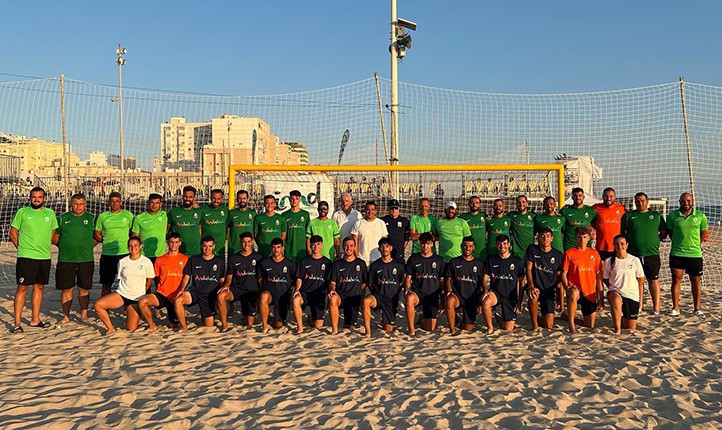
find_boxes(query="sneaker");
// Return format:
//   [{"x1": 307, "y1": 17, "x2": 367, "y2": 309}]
[
  {"x1": 668, "y1": 309, "x2": 680, "y2": 316},
  {"x1": 693, "y1": 310, "x2": 705, "y2": 317}
]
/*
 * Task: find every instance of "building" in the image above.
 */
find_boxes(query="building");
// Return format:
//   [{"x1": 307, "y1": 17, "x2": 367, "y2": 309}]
[
  {"x1": 159, "y1": 117, "x2": 212, "y2": 171},
  {"x1": 0, "y1": 133, "x2": 79, "y2": 177}
]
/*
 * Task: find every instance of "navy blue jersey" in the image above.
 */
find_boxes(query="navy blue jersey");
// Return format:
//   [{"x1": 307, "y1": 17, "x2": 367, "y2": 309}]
[
  {"x1": 446, "y1": 256, "x2": 484, "y2": 300},
  {"x1": 330, "y1": 258, "x2": 368, "y2": 297},
  {"x1": 524, "y1": 244, "x2": 563, "y2": 291},
  {"x1": 405, "y1": 253, "x2": 446, "y2": 295},
  {"x1": 296, "y1": 255, "x2": 332, "y2": 294},
  {"x1": 184, "y1": 255, "x2": 225, "y2": 294},
  {"x1": 227, "y1": 251, "x2": 263, "y2": 292},
  {"x1": 368, "y1": 258, "x2": 406, "y2": 298},
  {"x1": 381, "y1": 214, "x2": 410, "y2": 261},
  {"x1": 259, "y1": 257, "x2": 296, "y2": 296},
  {"x1": 484, "y1": 254, "x2": 524, "y2": 300}
]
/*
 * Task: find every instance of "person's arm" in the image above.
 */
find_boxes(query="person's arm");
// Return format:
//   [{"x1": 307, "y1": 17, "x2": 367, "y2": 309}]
[
  {"x1": 9, "y1": 226, "x2": 19, "y2": 249},
  {"x1": 93, "y1": 230, "x2": 103, "y2": 243},
  {"x1": 658, "y1": 215, "x2": 667, "y2": 241},
  {"x1": 409, "y1": 228, "x2": 420, "y2": 241},
  {"x1": 403, "y1": 274, "x2": 412, "y2": 295},
  {"x1": 145, "y1": 277, "x2": 154, "y2": 291},
  {"x1": 596, "y1": 268, "x2": 604, "y2": 311},
  {"x1": 294, "y1": 278, "x2": 302, "y2": 297},
  {"x1": 444, "y1": 275, "x2": 453, "y2": 297},
  {"x1": 219, "y1": 274, "x2": 232, "y2": 293},
  {"x1": 328, "y1": 280, "x2": 337, "y2": 298},
  {"x1": 701, "y1": 229, "x2": 710, "y2": 242},
  {"x1": 333, "y1": 237, "x2": 340, "y2": 257},
  {"x1": 637, "y1": 276, "x2": 645, "y2": 313},
  {"x1": 525, "y1": 260, "x2": 539, "y2": 300},
  {"x1": 174, "y1": 274, "x2": 191, "y2": 301}
]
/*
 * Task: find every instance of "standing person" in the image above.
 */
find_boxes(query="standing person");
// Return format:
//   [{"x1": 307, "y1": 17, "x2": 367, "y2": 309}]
[
  {"x1": 479, "y1": 235, "x2": 525, "y2": 334},
  {"x1": 409, "y1": 197, "x2": 438, "y2": 254},
  {"x1": 94, "y1": 237, "x2": 155, "y2": 335},
  {"x1": 351, "y1": 200, "x2": 389, "y2": 265},
  {"x1": 434, "y1": 201, "x2": 471, "y2": 262},
  {"x1": 258, "y1": 238, "x2": 296, "y2": 332},
  {"x1": 534, "y1": 196, "x2": 565, "y2": 252},
  {"x1": 131, "y1": 193, "x2": 167, "y2": 266},
  {"x1": 621, "y1": 192, "x2": 667, "y2": 314},
  {"x1": 217, "y1": 232, "x2": 264, "y2": 331},
  {"x1": 227, "y1": 189, "x2": 256, "y2": 255},
  {"x1": 525, "y1": 228, "x2": 563, "y2": 331},
  {"x1": 9, "y1": 187, "x2": 58, "y2": 333},
  {"x1": 254, "y1": 194, "x2": 287, "y2": 258},
  {"x1": 283, "y1": 190, "x2": 310, "y2": 263},
  {"x1": 291, "y1": 235, "x2": 332, "y2": 333},
  {"x1": 173, "y1": 236, "x2": 226, "y2": 331},
  {"x1": 603, "y1": 235, "x2": 645, "y2": 334},
  {"x1": 509, "y1": 195, "x2": 536, "y2": 259},
  {"x1": 168, "y1": 185, "x2": 202, "y2": 257},
  {"x1": 667, "y1": 192, "x2": 709, "y2": 316},
  {"x1": 403, "y1": 232, "x2": 446, "y2": 335},
  {"x1": 561, "y1": 227, "x2": 603, "y2": 333},
  {"x1": 560, "y1": 187, "x2": 596, "y2": 251},
  {"x1": 94, "y1": 192, "x2": 134, "y2": 296},
  {"x1": 381, "y1": 198, "x2": 410, "y2": 263},
  {"x1": 363, "y1": 238, "x2": 405, "y2": 337},
  {"x1": 332, "y1": 193, "x2": 360, "y2": 241},
  {"x1": 201, "y1": 189, "x2": 229, "y2": 257},
  {"x1": 137, "y1": 232, "x2": 188, "y2": 331},
  {"x1": 592, "y1": 187, "x2": 626, "y2": 261},
  {"x1": 328, "y1": 236, "x2": 368, "y2": 334},
  {"x1": 54, "y1": 193, "x2": 97, "y2": 323},
  {"x1": 444, "y1": 236, "x2": 483, "y2": 335},
  {"x1": 487, "y1": 199, "x2": 512, "y2": 257},
  {"x1": 306, "y1": 201, "x2": 340, "y2": 260},
  {"x1": 459, "y1": 196, "x2": 487, "y2": 261}
]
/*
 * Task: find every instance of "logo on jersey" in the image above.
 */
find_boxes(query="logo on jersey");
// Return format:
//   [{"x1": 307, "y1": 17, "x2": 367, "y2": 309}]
[
  {"x1": 301, "y1": 216, "x2": 305, "y2": 222},
  {"x1": 321, "y1": 264, "x2": 326, "y2": 270},
  {"x1": 221, "y1": 210, "x2": 225, "y2": 216},
  {"x1": 615, "y1": 210, "x2": 620, "y2": 215},
  {"x1": 252, "y1": 259, "x2": 257, "y2": 266},
  {"x1": 397, "y1": 221, "x2": 402, "y2": 228},
  {"x1": 649, "y1": 215, "x2": 654, "y2": 220},
  {"x1": 473, "y1": 266, "x2": 478, "y2": 273},
  {"x1": 212, "y1": 264, "x2": 218, "y2": 271},
  {"x1": 584, "y1": 213, "x2": 589, "y2": 218},
  {"x1": 510, "y1": 263, "x2": 515, "y2": 270},
  {"x1": 283, "y1": 266, "x2": 288, "y2": 273},
  {"x1": 392, "y1": 267, "x2": 397, "y2": 275},
  {"x1": 45, "y1": 217, "x2": 50, "y2": 222},
  {"x1": 590, "y1": 255, "x2": 595, "y2": 261},
  {"x1": 179, "y1": 261, "x2": 184, "y2": 267},
  {"x1": 275, "y1": 220, "x2": 280, "y2": 225},
  {"x1": 550, "y1": 257, "x2": 555, "y2": 264},
  {"x1": 504, "y1": 221, "x2": 508, "y2": 227},
  {"x1": 194, "y1": 213, "x2": 198, "y2": 219},
  {"x1": 432, "y1": 262, "x2": 437, "y2": 269},
  {"x1": 528, "y1": 215, "x2": 532, "y2": 220},
  {"x1": 19, "y1": 277, "x2": 24, "y2": 283},
  {"x1": 83, "y1": 220, "x2": 89, "y2": 225},
  {"x1": 557, "y1": 219, "x2": 561, "y2": 224},
  {"x1": 123, "y1": 218, "x2": 128, "y2": 223},
  {"x1": 355, "y1": 264, "x2": 360, "y2": 272}
]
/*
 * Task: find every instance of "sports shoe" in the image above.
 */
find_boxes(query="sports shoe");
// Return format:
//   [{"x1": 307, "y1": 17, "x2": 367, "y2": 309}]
[
  {"x1": 668, "y1": 309, "x2": 680, "y2": 316},
  {"x1": 693, "y1": 310, "x2": 705, "y2": 317}
]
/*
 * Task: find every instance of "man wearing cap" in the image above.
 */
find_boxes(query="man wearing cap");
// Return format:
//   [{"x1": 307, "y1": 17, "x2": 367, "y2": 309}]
[
  {"x1": 434, "y1": 201, "x2": 471, "y2": 262},
  {"x1": 332, "y1": 193, "x2": 360, "y2": 241},
  {"x1": 351, "y1": 200, "x2": 388, "y2": 266},
  {"x1": 306, "y1": 200, "x2": 341, "y2": 260},
  {"x1": 381, "y1": 198, "x2": 409, "y2": 264}
]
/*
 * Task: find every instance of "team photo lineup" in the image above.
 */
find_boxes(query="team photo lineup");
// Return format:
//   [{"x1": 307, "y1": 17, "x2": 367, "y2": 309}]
[{"x1": 8, "y1": 183, "x2": 709, "y2": 337}]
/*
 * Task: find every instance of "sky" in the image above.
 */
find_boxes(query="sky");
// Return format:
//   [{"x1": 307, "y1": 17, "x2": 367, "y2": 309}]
[{"x1": 1, "y1": 0, "x2": 721, "y2": 95}]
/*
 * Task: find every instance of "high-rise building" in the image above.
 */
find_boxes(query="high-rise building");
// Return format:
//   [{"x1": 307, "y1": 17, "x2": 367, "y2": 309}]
[{"x1": 159, "y1": 117, "x2": 212, "y2": 171}]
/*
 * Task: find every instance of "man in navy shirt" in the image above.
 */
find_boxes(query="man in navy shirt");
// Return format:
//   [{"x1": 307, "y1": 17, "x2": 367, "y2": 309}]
[
  {"x1": 292, "y1": 235, "x2": 332, "y2": 333},
  {"x1": 328, "y1": 236, "x2": 368, "y2": 334},
  {"x1": 363, "y1": 237, "x2": 406, "y2": 337},
  {"x1": 444, "y1": 236, "x2": 484, "y2": 335},
  {"x1": 525, "y1": 227, "x2": 563, "y2": 331},
  {"x1": 217, "y1": 232, "x2": 263, "y2": 331},
  {"x1": 480, "y1": 234, "x2": 525, "y2": 334},
  {"x1": 258, "y1": 238, "x2": 296, "y2": 333},
  {"x1": 403, "y1": 232, "x2": 446, "y2": 335}
]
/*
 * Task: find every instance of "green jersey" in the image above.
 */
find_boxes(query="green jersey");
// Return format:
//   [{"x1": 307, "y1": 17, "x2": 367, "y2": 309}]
[
  {"x1": 306, "y1": 217, "x2": 340, "y2": 260},
  {"x1": 409, "y1": 214, "x2": 438, "y2": 253},
  {"x1": 254, "y1": 213, "x2": 287, "y2": 257},
  {"x1": 57, "y1": 211, "x2": 95, "y2": 262},
  {"x1": 434, "y1": 217, "x2": 472, "y2": 262},
  {"x1": 131, "y1": 210, "x2": 168, "y2": 258},
  {"x1": 560, "y1": 205, "x2": 596, "y2": 250},
  {"x1": 534, "y1": 213, "x2": 565, "y2": 252},
  {"x1": 95, "y1": 210, "x2": 134, "y2": 256},
  {"x1": 667, "y1": 209, "x2": 707, "y2": 258},
  {"x1": 459, "y1": 211, "x2": 487, "y2": 260},
  {"x1": 284, "y1": 209, "x2": 310, "y2": 263},
  {"x1": 621, "y1": 210, "x2": 666, "y2": 257},
  {"x1": 509, "y1": 211, "x2": 536, "y2": 258},
  {"x1": 487, "y1": 215, "x2": 511, "y2": 256},
  {"x1": 10, "y1": 206, "x2": 58, "y2": 260},
  {"x1": 201, "y1": 204, "x2": 229, "y2": 256},
  {"x1": 168, "y1": 206, "x2": 201, "y2": 256},
  {"x1": 227, "y1": 208, "x2": 256, "y2": 255}
]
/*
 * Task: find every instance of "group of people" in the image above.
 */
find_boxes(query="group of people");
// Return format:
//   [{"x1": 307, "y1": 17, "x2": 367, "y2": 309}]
[{"x1": 8, "y1": 184, "x2": 709, "y2": 337}]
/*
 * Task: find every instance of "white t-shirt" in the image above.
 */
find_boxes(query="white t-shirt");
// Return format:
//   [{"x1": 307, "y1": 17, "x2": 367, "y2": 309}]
[
  {"x1": 351, "y1": 218, "x2": 389, "y2": 265},
  {"x1": 602, "y1": 254, "x2": 644, "y2": 301},
  {"x1": 116, "y1": 255, "x2": 155, "y2": 300},
  {"x1": 333, "y1": 208, "x2": 360, "y2": 241}
]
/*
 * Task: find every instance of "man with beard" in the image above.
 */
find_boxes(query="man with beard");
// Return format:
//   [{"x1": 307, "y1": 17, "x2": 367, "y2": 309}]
[
  {"x1": 254, "y1": 195, "x2": 288, "y2": 258},
  {"x1": 460, "y1": 196, "x2": 487, "y2": 260},
  {"x1": 486, "y1": 199, "x2": 511, "y2": 258},
  {"x1": 434, "y1": 201, "x2": 471, "y2": 262},
  {"x1": 201, "y1": 189, "x2": 229, "y2": 257},
  {"x1": 284, "y1": 190, "x2": 310, "y2": 263},
  {"x1": 534, "y1": 196, "x2": 565, "y2": 252},
  {"x1": 560, "y1": 187, "x2": 596, "y2": 251},
  {"x1": 131, "y1": 193, "x2": 167, "y2": 267},
  {"x1": 95, "y1": 192, "x2": 134, "y2": 296},
  {"x1": 227, "y1": 189, "x2": 256, "y2": 255},
  {"x1": 509, "y1": 195, "x2": 536, "y2": 259},
  {"x1": 168, "y1": 185, "x2": 202, "y2": 257},
  {"x1": 592, "y1": 188, "x2": 626, "y2": 261},
  {"x1": 306, "y1": 201, "x2": 340, "y2": 260},
  {"x1": 480, "y1": 235, "x2": 525, "y2": 334}
]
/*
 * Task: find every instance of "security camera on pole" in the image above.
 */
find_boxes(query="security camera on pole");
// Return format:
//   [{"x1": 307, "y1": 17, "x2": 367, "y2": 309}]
[{"x1": 115, "y1": 44, "x2": 127, "y2": 197}]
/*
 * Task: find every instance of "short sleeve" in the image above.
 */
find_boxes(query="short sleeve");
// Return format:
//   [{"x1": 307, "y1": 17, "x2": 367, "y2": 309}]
[
  {"x1": 10, "y1": 209, "x2": 23, "y2": 229},
  {"x1": 146, "y1": 259, "x2": 155, "y2": 278},
  {"x1": 602, "y1": 259, "x2": 611, "y2": 280},
  {"x1": 154, "y1": 258, "x2": 162, "y2": 277},
  {"x1": 350, "y1": 220, "x2": 361, "y2": 236},
  {"x1": 635, "y1": 258, "x2": 645, "y2": 278},
  {"x1": 95, "y1": 213, "x2": 104, "y2": 231},
  {"x1": 50, "y1": 211, "x2": 59, "y2": 230}
]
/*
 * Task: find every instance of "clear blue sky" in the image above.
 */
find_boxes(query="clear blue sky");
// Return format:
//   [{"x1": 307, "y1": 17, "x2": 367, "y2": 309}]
[{"x1": 1, "y1": 0, "x2": 720, "y2": 94}]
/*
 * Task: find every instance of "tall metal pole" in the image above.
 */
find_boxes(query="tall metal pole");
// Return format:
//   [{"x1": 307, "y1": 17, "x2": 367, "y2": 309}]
[
  {"x1": 60, "y1": 74, "x2": 69, "y2": 211},
  {"x1": 679, "y1": 76, "x2": 696, "y2": 202},
  {"x1": 116, "y1": 44, "x2": 127, "y2": 197},
  {"x1": 390, "y1": 0, "x2": 399, "y2": 199}
]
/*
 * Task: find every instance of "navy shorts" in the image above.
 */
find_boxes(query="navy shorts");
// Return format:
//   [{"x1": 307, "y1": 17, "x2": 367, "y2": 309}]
[
  {"x1": 413, "y1": 289, "x2": 440, "y2": 319},
  {"x1": 230, "y1": 287, "x2": 259, "y2": 317},
  {"x1": 338, "y1": 292, "x2": 361, "y2": 326},
  {"x1": 16, "y1": 258, "x2": 51, "y2": 286},
  {"x1": 153, "y1": 292, "x2": 179, "y2": 324},
  {"x1": 188, "y1": 289, "x2": 219, "y2": 319},
  {"x1": 300, "y1": 289, "x2": 326, "y2": 321},
  {"x1": 55, "y1": 261, "x2": 94, "y2": 290},
  {"x1": 371, "y1": 293, "x2": 400, "y2": 326}
]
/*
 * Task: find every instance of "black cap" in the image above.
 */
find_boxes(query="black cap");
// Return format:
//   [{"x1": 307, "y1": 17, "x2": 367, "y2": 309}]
[{"x1": 388, "y1": 199, "x2": 400, "y2": 209}]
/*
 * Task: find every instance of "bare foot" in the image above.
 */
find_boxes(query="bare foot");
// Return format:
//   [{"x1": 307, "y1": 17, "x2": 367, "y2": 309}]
[
  {"x1": 104, "y1": 327, "x2": 116, "y2": 336},
  {"x1": 568, "y1": 325, "x2": 577, "y2": 334},
  {"x1": 531, "y1": 326, "x2": 541, "y2": 332},
  {"x1": 261, "y1": 326, "x2": 271, "y2": 334},
  {"x1": 80, "y1": 312, "x2": 89, "y2": 322},
  {"x1": 296, "y1": 327, "x2": 304, "y2": 334},
  {"x1": 58, "y1": 316, "x2": 71, "y2": 324},
  {"x1": 331, "y1": 329, "x2": 339, "y2": 335},
  {"x1": 486, "y1": 328, "x2": 493, "y2": 335},
  {"x1": 614, "y1": 329, "x2": 621, "y2": 335},
  {"x1": 147, "y1": 325, "x2": 156, "y2": 332},
  {"x1": 363, "y1": 330, "x2": 371, "y2": 338},
  {"x1": 408, "y1": 330, "x2": 416, "y2": 336}
]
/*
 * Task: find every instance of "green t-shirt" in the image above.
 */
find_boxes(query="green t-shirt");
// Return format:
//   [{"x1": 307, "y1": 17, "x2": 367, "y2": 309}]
[
  {"x1": 534, "y1": 213, "x2": 565, "y2": 252},
  {"x1": 459, "y1": 211, "x2": 487, "y2": 260},
  {"x1": 10, "y1": 206, "x2": 58, "y2": 260},
  {"x1": 410, "y1": 214, "x2": 438, "y2": 253},
  {"x1": 57, "y1": 211, "x2": 95, "y2": 262},
  {"x1": 168, "y1": 206, "x2": 201, "y2": 256},
  {"x1": 509, "y1": 210, "x2": 536, "y2": 258},
  {"x1": 667, "y1": 209, "x2": 707, "y2": 258},
  {"x1": 306, "y1": 217, "x2": 340, "y2": 260},
  {"x1": 254, "y1": 213, "x2": 287, "y2": 257},
  {"x1": 227, "y1": 208, "x2": 256, "y2": 255},
  {"x1": 434, "y1": 217, "x2": 472, "y2": 261},
  {"x1": 487, "y1": 215, "x2": 511, "y2": 256},
  {"x1": 201, "y1": 204, "x2": 229, "y2": 256},
  {"x1": 621, "y1": 210, "x2": 666, "y2": 257},
  {"x1": 284, "y1": 209, "x2": 310, "y2": 263},
  {"x1": 95, "y1": 210, "x2": 134, "y2": 256},
  {"x1": 131, "y1": 210, "x2": 168, "y2": 258},
  {"x1": 560, "y1": 205, "x2": 596, "y2": 250}
]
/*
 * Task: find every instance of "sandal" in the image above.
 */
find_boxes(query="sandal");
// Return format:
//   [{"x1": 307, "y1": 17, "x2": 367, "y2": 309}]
[
  {"x1": 11, "y1": 326, "x2": 23, "y2": 333},
  {"x1": 29, "y1": 321, "x2": 52, "y2": 328}
]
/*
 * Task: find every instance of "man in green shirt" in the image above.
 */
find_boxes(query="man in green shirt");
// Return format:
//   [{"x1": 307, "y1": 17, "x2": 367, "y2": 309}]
[
  {"x1": 306, "y1": 200, "x2": 340, "y2": 260},
  {"x1": 284, "y1": 189, "x2": 310, "y2": 263},
  {"x1": 409, "y1": 197, "x2": 437, "y2": 254},
  {"x1": 621, "y1": 192, "x2": 667, "y2": 314},
  {"x1": 94, "y1": 191, "x2": 134, "y2": 296},
  {"x1": 487, "y1": 199, "x2": 511, "y2": 257},
  {"x1": 459, "y1": 196, "x2": 487, "y2": 260},
  {"x1": 131, "y1": 193, "x2": 168, "y2": 264},
  {"x1": 667, "y1": 192, "x2": 709, "y2": 317},
  {"x1": 9, "y1": 187, "x2": 58, "y2": 333},
  {"x1": 54, "y1": 193, "x2": 97, "y2": 323},
  {"x1": 434, "y1": 201, "x2": 471, "y2": 262},
  {"x1": 254, "y1": 194, "x2": 287, "y2": 257},
  {"x1": 509, "y1": 194, "x2": 536, "y2": 259},
  {"x1": 560, "y1": 187, "x2": 597, "y2": 251},
  {"x1": 227, "y1": 189, "x2": 256, "y2": 255},
  {"x1": 168, "y1": 185, "x2": 202, "y2": 257},
  {"x1": 201, "y1": 189, "x2": 229, "y2": 257},
  {"x1": 534, "y1": 196, "x2": 565, "y2": 252}
]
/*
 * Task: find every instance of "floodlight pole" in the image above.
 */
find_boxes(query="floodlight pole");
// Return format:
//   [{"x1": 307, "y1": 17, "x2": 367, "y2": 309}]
[
  {"x1": 390, "y1": 0, "x2": 399, "y2": 199},
  {"x1": 116, "y1": 44, "x2": 127, "y2": 197}
]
